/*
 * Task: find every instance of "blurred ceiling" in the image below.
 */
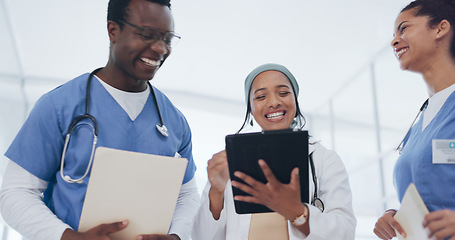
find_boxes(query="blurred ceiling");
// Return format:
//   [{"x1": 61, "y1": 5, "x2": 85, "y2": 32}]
[
  {"x1": 0, "y1": 0, "x2": 416, "y2": 114},
  {"x1": 2, "y1": 1, "x2": 429, "y2": 237}
]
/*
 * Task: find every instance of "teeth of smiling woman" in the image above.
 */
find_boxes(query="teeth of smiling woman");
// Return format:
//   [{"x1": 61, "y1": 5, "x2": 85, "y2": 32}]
[
  {"x1": 266, "y1": 112, "x2": 285, "y2": 119},
  {"x1": 396, "y1": 48, "x2": 408, "y2": 58},
  {"x1": 141, "y1": 57, "x2": 161, "y2": 67}
]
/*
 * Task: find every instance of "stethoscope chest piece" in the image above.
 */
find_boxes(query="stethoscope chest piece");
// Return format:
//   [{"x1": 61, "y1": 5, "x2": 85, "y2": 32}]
[
  {"x1": 147, "y1": 81, "x2": 168, "y2": 138},
  {"x1": 156, "y1": 124, "x2": 168, "y2": 137},
  {"x1": 312, "y1": 197, "x2": 325, "y2": 213}
]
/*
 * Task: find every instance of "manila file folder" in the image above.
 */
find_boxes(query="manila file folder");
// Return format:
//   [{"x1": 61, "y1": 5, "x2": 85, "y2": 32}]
[
  {"x1": 78, "y1": 147, "x2": 188, "y2": 239},
  {"x1": 394, "y1": 183, "x2": 430, "y2": 240}
]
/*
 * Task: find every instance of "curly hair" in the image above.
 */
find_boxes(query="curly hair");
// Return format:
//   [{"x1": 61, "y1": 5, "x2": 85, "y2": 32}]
[
  {"x1": 402, "y1": 0, "x2": 455, "y2": 60},
  {"x1": 107, "y1": 0, "x2": 171, "y2": 28}
]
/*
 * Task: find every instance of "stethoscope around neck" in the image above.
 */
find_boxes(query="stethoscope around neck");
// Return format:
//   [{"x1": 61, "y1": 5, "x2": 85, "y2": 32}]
[
  {"x1": 60, "y1": 68, "x2": 168, "y2": 184},
  {"x1": 395, "y1": 98, "x2": 429, "y2": 153},
  {"x1": 309, "y1": 152, "x2": 324, "y2": 212}
]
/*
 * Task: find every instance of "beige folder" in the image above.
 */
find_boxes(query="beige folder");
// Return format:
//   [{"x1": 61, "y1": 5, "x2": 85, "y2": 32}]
[
  {"x1": 248, "y1": 212, "x2": 289, "y2": 240},
  {"x1": 394, "y1": 183, "x2": 431, "y2": 240},
  {"x1": 78, "y1": 147, "x2": 188, "y2": 240}
]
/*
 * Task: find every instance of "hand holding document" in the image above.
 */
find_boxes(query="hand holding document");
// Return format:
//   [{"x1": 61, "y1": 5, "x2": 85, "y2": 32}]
[
  {"x1": 78, "y1": 147, "x2": 188, "y2": 240},
  {"x1": 394, "y1": 183, "x2": 433, "y2": 240}
]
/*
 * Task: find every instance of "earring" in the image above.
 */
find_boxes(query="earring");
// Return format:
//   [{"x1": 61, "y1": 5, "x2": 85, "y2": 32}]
[
  {"x1": 291, "y1": 119, "x2": 297, "y2": 129},
  {"x1": 437, "y1": 34, "x2": 439, "y2": 38}
]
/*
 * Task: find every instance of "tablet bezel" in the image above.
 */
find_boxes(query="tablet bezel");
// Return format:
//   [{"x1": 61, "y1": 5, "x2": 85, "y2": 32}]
[{"x1": 225, "y1": 129, "x2": 309, "y2": 214}]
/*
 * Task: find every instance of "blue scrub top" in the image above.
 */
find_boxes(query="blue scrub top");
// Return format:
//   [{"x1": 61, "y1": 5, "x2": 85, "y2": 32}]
[
  {"x1": 5, "y1": 72, "x2": 196, "y2": 230},
  {"x1": 394, "y1": 92, "x2": 455, "y2": 212}
]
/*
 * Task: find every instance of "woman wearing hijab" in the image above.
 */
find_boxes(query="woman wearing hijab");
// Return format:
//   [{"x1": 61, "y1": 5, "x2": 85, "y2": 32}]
[{"x1": 192, "y1": 63, "x2": 356, "y2": 240}]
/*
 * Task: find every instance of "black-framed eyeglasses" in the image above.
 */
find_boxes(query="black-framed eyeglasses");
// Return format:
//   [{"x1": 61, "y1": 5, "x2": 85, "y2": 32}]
[{"x1": 118, "y1": 19, "x2": 181, "y2": 48}]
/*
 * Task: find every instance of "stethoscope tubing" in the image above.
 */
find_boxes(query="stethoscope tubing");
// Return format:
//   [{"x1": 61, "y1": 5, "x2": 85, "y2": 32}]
[
  {"x1": 309, "y1": 152, "x2": 324, "y2": 212},
  {"x1": 60, "y1": 68, "x2": 167, "y2": 184},
  {"x1": 60, "y1": 68, "x2": 102, "y2": 184},
  {"x1": 396, "y1": 98, "x2": 429, "y2": 152},
  {"x1": 60, "y1": 123, "x2": 97, "y2": 184}
]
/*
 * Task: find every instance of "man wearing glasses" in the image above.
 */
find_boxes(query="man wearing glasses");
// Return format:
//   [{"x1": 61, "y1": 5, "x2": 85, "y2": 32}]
[{"x1": 0, "y1": 0, "x2": 198, "y2": 239}]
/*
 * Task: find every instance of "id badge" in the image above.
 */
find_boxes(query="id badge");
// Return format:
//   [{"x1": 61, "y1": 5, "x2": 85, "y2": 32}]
[{"x1": 432, "y1": 139, "x2": 455, "y2": 164}]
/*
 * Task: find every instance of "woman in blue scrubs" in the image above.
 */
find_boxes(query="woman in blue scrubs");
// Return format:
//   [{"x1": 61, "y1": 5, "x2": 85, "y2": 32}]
[{"x1": 373, "y1": 0, "x2": 455, "y2": 239}]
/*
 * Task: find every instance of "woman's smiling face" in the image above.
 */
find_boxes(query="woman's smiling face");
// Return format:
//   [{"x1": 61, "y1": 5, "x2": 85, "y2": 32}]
[
  {"x1": 391, "y1": 9, "x2": 438, "y2": 72},
  {"x1": 249, "y1": 70, "x2": 296, "y2": 131}
]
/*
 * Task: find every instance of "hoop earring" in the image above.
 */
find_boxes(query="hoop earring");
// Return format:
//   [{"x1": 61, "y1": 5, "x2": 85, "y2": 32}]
[{"x1": 291, "y1": 119, "x2": 297, "y2": 129}]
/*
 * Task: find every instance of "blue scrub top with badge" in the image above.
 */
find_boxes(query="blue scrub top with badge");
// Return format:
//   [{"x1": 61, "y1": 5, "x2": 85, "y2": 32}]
[
  {"x1": 5, "y1": 72, "x2": 196, "y2": 230},
  {"x1": 394, "y1": 91, "x2": 455, "y2": 212}
]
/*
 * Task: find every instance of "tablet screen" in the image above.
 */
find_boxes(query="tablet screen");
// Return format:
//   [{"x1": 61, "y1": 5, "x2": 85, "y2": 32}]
[{"x1": 225, "y1": 129, "x2": 309, "y2": 214}]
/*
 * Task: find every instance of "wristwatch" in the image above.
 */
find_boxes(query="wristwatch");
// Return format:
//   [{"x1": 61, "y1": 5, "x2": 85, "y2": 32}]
[{"x1": 291, "y1": 206, "x2": 309, "y2": 226}]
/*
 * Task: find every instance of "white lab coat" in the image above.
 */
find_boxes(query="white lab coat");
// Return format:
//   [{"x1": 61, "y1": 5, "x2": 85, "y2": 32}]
[{"x1": 192, "y1": 142, "x2": 356, "y2": 240}]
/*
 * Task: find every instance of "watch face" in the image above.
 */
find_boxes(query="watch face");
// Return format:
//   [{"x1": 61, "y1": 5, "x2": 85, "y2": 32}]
[{"x1": 293, "y1": 215, "x2": 306, "y2": 225}]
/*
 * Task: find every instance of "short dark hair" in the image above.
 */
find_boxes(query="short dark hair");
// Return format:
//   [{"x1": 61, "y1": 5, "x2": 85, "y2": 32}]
[
  {"x1": 107, "y1": 0, "x2": 171, "y2": 28},
  {"x1": 402, "y1": 0, "x2": 455, "y2": 60}
]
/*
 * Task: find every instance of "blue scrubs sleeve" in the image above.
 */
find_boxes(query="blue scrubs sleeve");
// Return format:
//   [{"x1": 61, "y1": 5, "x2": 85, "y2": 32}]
[
  {"x1": 178, "y1": 114, "x2": 196, "y2": 184},
  {"x1": 5, "y1": 93, "x2": 63, "y2": 181}
]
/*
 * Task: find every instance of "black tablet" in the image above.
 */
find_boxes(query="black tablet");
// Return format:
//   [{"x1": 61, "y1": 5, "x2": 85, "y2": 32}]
[{"x1": 225, "y1": 129, "x2": 309, "y2": 214}]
